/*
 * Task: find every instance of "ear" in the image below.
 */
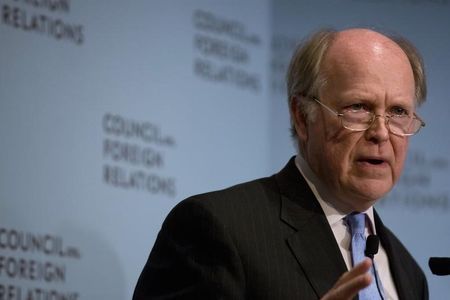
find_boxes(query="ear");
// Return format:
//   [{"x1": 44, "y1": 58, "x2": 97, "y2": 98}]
[{"x1": 290, "y1": 96, "x2": 308, "y2": 142}]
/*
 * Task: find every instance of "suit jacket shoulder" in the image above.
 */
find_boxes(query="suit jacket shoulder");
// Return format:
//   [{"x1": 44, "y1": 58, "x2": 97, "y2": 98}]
[{"x1": 133, "y1": 158, "x2": 340, "y2": 299}]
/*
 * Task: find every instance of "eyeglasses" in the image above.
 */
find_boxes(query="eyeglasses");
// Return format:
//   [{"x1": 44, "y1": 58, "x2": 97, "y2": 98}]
[{"x1": 311, "y1": 97, "x2": 425, "y2": 136}]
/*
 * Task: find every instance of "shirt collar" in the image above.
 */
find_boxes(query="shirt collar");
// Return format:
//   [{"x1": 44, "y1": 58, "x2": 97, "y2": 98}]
[{"x1": 294, "y1": 155, "x2": 376, "y2": 233}]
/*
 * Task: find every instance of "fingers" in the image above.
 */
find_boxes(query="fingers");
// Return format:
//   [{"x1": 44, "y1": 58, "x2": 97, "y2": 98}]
[
  {"x1": 334, "y1": 258, "x2": 371, "y2": 286},
  {"x1": 321, "y1": 258, "x2": 372, "y2": 300}
]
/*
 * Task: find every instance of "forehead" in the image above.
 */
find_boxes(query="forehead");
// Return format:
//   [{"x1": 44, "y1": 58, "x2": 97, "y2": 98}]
[
  {"x1": 320, "y1": 30, "x2": 415, "y2": 104},
  {"x1": 326, "y1": 29, "x2": 407, "y2": 60}
]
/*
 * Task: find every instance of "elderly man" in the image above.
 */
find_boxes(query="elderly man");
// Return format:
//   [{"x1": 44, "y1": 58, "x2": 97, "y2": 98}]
[{"x1": 133, "y1": 28, "x2": 428, "y2": 299}]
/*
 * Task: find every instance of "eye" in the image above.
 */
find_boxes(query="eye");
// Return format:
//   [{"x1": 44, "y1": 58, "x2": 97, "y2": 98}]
[
  {"x1": 346, "y1": 103, "x2": 370, "y2": 111},
  {"x1": 390, "y1": 106, "x2": 409, "y2": 116}
]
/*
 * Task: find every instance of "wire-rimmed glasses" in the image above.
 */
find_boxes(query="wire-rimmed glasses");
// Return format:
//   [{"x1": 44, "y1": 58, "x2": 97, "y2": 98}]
[{"x1": 311, "y1": 97, "x2": 425, "y2": 136}]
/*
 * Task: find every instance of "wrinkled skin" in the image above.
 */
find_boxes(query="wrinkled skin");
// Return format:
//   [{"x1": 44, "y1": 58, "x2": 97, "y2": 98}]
[{"x1": 293, "y1": 29, "x2": 415, "y2": 213}]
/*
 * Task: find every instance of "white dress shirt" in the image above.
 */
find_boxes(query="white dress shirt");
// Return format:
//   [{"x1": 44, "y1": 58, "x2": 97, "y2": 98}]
[{"x1": 295, "y1": 155, "x2": 399, "y2": 300}]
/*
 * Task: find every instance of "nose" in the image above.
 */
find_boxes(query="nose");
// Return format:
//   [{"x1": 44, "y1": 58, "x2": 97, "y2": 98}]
[{"x1": 364, "y1": 115, "x2": 389, "y2": 143}]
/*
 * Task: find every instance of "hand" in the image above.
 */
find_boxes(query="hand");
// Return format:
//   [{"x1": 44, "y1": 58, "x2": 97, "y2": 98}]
[{"x1": 321, "y1": 258, "x2": 372, "y2": 300}]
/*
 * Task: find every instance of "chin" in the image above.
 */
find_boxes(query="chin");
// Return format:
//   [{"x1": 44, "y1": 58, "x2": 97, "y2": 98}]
[
  {"x1": 346, "y1": 178, "x2": 394, "y2": 204},
  {"x1": 355, "y1": 184, "x2": 392, "y2": 203}
]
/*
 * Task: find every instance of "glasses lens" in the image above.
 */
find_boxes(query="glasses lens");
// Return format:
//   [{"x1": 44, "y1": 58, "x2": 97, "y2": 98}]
[
  {"x1": 341, "y1": 110, "x2": 372, "y2": 131},
  {"x1": 389, "y1": 115, "x2": 422, "y2": 136},
  {"x1": 389, "y1": 115, "x2": 420, "y2": 135}
]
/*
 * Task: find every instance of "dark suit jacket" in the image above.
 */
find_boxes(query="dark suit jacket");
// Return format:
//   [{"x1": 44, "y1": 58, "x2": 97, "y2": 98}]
[{"x1": 133, "y1": 157, "x2": 428, "y2": 299}]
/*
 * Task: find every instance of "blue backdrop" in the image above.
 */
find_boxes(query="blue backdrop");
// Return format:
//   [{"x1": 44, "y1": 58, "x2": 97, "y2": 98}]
[{"x1": 1, "y1": 0, "x2": 449, "y2": 298}]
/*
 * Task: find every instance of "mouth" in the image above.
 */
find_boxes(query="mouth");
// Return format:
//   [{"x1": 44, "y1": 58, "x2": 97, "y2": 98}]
[
  {"x1": 364, "y1": 159, "x2": 384, "y2": 165},
  {"x1": 357, "y1": 157, "x2": 387, "y2": 166}
]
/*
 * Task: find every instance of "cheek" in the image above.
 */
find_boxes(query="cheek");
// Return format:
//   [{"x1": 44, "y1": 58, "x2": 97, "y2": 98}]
[
  {"x1": 329, "y1": 143, "x2": 356, "y2": 178},
  {"x1": 327, "y1": 131, "x2": 360, "y2": 164},
  {"x1": 305, "y1": 116, "x2": 360, "y2": 173},
  {"x1": 393, "y1": 139, "x2": 409, "y2": 176},
  {"x1": 310, "y1": 131, "x2": 357, "y2": 176}
]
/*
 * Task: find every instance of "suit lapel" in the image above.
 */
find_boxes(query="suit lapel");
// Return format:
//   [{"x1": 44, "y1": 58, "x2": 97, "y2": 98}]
[
  {"x1": 375, "y1": 212, "x2": 409, "y2": 300},
  {"x1": 275, "y1": 157, "x2": 348, "y2": 298}
]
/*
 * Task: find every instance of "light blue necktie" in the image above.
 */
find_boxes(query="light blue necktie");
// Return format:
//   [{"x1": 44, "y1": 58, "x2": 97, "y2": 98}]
[{"x1": 347, "y1": 213, "x2": 383, "y2": 300}]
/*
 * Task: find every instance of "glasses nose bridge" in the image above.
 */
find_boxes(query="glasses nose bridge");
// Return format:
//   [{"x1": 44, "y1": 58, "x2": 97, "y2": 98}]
[{"x1": 368, "y1": 113, "x2": 390, "y2": 129}]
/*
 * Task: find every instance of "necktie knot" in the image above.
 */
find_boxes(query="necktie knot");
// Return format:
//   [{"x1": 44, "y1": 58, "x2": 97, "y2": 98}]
[{"x1": 347, "y1": 212, "x2": 366, "y2": 235}]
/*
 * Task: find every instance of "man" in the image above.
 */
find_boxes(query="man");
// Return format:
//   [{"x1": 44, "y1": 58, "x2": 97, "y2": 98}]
[{"x1": 133, "y1": 28, "x2": 428, "y2": 299}]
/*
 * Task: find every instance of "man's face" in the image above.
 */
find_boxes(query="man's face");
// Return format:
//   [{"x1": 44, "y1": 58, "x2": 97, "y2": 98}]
[{"x1": 298, "y1": 30, "x2": 416, "y2": 211}]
